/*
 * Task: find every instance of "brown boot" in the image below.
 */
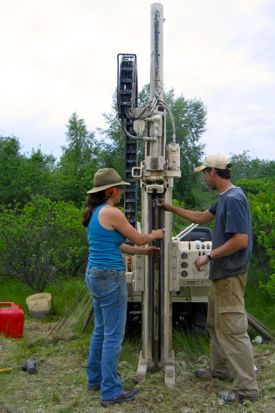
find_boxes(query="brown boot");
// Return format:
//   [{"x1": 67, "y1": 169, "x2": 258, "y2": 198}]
[
  {"x1": 194, "y1": 368, "x2": 232, "y2": 381},
  {"x1": 217, "y1": 390, "x2": 259, "y2": 404}
]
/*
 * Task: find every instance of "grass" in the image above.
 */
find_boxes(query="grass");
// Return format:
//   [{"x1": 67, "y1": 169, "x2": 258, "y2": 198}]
[
  {"x1": 173, "y1": 330, "x2": 209, "y2": 360},
  {"x1": 46, "y1": 277, "x2": 85, "y2": 318},
  {"x1": 0, "y1": 276, "x2": 33, "y2": 312},
  {"x1": 1, "y1": 272, "x2": 275, "y2": 412},
  {"x1": 0, "y1": 276, "x2": 85, "y2": 318},
  {"x1": 245, "y1": 263, "x2": 275, "y2": 335},
  {"x1": 1, "y1": 319, "x2": 275, "y2": 413}
]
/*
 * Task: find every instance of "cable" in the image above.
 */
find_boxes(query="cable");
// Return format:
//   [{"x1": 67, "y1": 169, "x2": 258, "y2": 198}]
[
  {"x1": 121, "y1": 92, "x2": 176, "y2": 144},
  {"x1": 159, "y1": 99, "x2": 176, "y2": 143},
  {"x1": 122, "y1": 120, "x2": 156, "y2": 141}
]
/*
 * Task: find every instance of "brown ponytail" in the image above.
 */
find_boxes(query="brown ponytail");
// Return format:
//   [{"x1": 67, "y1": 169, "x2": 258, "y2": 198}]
[{"x1": 82, "y1": 190, "x2": 107, "y2": 227}]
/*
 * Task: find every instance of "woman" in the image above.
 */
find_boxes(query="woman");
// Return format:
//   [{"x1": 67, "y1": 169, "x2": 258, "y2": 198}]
[{"x1": 83, "y1": 168, "x2": 164, "y2": 407}]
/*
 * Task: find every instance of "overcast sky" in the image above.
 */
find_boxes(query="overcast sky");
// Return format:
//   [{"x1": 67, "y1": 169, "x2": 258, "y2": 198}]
[{"x1": 0, "y1": 0, "x2": 274, "y2": 161}]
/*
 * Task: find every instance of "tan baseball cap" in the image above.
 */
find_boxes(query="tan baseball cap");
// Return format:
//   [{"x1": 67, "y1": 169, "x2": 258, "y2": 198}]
[{"x1": 194, "y1": 154, "x2": 231, "y2": 172}]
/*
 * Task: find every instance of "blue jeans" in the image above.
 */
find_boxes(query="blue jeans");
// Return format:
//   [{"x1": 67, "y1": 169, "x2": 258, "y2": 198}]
[{"x1": 85, "y1": 267, "x2": 127, "y2": 401}]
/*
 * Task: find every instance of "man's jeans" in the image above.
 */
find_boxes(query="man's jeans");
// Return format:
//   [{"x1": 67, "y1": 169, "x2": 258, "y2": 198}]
[{"x1": 85, "y1": 267, "x2": 127, "y2": 401}]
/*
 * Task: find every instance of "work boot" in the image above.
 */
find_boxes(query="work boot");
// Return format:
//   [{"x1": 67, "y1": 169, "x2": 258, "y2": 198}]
[
  {"x1": 217, "y1": 390, "x2": 259, "y2": 404},
  {"x1": 195, "y1": 368, "x2": 232, "y2": 381},
  {"x1": 100, "y1": 387, "x2": 138, "y2": 407}
]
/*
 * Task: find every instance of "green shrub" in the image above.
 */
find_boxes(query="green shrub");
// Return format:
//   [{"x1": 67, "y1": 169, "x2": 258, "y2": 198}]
[
  {"x1": 237, "y1": 178, "x2": 275, "y2": 287},
  {"x1": 0, "y1": 196, "x2": 87, "y2": 291},
  {"x1": 260, "y1": 274, "x2": 275, "y2": 300}
]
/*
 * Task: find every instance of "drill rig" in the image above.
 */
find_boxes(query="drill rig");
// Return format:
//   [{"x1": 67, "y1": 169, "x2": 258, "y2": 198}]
[{"x1": 117, "y1": 3, "x2": 211, "y2": 385}]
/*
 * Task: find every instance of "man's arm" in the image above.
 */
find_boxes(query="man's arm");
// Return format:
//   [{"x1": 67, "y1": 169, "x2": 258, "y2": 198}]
[
  {"x1": 158, "y1": 200, "x2": 214, "y2": 225},
  {"x1": 195, "y1": 233, "x2": 248, "y2": 271},
  {"x1": 211, "y1": 233, "x2": 248, "y2": 259}
]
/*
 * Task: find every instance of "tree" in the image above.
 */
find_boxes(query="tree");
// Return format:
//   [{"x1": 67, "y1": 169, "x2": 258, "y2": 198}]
[
  {"x1": 0, "y1": 136, "x2": 56, "y2": 207},
  {"x1": 230, "y1": 151, "x2": 275, "y2": 181},
  {"x1": 95, "y1": 111, "x2": 126, "y2": 174},
  {"x1": 165, "y1": 89, "x2": 206, "y2": 206},
  {"x1": 0, "y1": 136, "x2": 26, "y2": 206},
  {"x1": 21, "y1": 149, "x2": 57, "y2": 201},
  {"x1": 56, "y1": 113, "x2": 100, "y2": 206}
]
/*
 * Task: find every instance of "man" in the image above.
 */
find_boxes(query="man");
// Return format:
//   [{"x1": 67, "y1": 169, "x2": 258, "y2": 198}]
[{"x1": 159, "y1": 154, "x2": 259, "y2": 404}]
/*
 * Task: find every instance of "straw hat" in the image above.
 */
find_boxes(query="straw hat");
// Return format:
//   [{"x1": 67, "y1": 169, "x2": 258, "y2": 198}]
[{"x1": 87, "y1": 168, "x2": 130, "y2": 194}]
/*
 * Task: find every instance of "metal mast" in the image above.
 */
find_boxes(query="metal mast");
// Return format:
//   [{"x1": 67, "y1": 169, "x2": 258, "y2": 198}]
[
  {"x1": 117, "y1": 3, "x2": 181, "y2": 385},
  {"x1": 137, "y1": 3, "x2": 179, "y2": 385}
]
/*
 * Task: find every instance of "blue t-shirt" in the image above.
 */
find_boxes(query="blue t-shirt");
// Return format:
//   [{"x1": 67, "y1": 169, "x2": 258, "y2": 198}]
[
  {"x1": 208, "y1": 186, "x2": 252, "y2": 280},
  {"x1": 87, "y1": 204, "x2": 126, "y2": 270}
]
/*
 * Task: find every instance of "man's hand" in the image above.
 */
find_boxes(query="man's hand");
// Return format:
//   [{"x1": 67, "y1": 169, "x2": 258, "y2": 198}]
[
  {"x1": 195, "y1": 255, "x2": 210, "y2": 271},
  {"x1": 158, "y1": 199, "x2": 173, "y2": 212}
]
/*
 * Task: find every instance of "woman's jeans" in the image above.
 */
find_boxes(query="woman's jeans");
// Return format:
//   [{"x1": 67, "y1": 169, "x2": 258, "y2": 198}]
[{"x1": 85, "y1": 267, "x2": 127, "y2": 401}]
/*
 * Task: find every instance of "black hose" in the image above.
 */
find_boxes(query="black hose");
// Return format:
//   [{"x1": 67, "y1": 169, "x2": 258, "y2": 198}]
[{"x1": 247, "y1": 312, "x2": 274, "y2": 341}]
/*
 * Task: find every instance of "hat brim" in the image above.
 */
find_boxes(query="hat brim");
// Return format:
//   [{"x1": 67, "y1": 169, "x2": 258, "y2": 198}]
[
  {"x1": 194, "y1": 164, "x2": 206, "y2": 173},
  {"x1": 87, "y1": 181, "x2": 131, "y2": 194}
]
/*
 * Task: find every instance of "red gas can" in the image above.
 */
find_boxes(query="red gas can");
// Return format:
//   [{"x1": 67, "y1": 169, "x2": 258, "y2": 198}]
[{"x1": 0, "y1": 302, "x2": 24, "y2": 338}]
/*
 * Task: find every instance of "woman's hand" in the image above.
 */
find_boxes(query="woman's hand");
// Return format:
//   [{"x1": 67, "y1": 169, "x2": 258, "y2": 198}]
[
  {"x1": 143, "y1": 246, "x2": 160, "y2": 256},
  {"x1": 120, "y1": 244, "x2": 160, "y2": 256},
  {"x1": 152, "y1": 228, "x2": 165, "y2": 240}
]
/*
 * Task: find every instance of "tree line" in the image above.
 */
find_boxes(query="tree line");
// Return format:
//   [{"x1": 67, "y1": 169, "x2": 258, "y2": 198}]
[{"x1": 0, "y1": 86, "x2": 274, "y2": 295}]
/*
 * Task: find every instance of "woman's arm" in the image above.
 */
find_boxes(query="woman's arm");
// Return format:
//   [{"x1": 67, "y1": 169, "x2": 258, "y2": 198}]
[
  {"x1": 120, "y1": 244, "x2": 160, "y2": 256},
  {"x1": 108, "y1": 207, "x2": 164, "y2": 246}
]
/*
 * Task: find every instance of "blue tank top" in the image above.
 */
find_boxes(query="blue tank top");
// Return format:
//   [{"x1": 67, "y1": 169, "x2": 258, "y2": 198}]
[{"x1": 87, "y1": 204, "x2": 126, "y2": 270}]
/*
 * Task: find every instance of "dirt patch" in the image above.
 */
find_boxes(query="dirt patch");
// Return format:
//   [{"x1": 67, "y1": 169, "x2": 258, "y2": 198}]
[{"x1": 1, "y1": 320, "x2": 275, "y2": 413}]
